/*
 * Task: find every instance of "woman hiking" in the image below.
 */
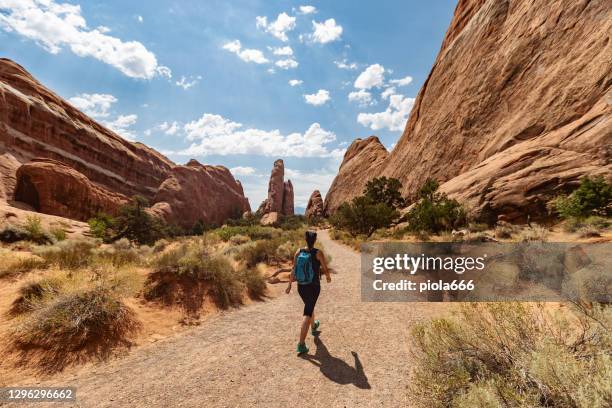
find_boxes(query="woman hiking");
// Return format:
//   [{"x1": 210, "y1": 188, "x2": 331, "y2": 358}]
[{"x1": 286, "y1": 230, "x2": 331, "y2": 354}]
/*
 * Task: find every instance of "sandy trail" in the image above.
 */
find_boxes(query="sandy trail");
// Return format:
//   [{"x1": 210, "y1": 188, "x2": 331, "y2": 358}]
[{"x1": 21, "y1": 230, "x2": 451, "y2": 407}]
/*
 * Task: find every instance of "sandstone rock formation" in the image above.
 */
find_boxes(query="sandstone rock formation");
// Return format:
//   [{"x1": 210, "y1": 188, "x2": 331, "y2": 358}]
[
  {"x1": 258, "y1": 159, "x2": 294, "y2": 224},
  {"x1": 0, "y1": 58, "x2": 251, "y2": 227},
  {"x1": 323, "y1": 136, "x2": 388, "y2": 215},
  {"x1": 324, "y1": 0, "x2": 611, "y2": 221},
  {"x1": 14, "y1": 159, "x2": 128, "y2": 221},
  {"x1": 305, "y1": 190, "x2": 324, "y2": 219},
  {"x1": 0, "y1": 58, "x2": 172, "y2": 201},
  {"x1": 150, "y1": 159, "x2": 251, "y2": 228}
]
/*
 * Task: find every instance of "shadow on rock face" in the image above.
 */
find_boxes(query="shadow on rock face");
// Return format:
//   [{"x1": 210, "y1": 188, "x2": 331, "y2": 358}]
[{"x1": 301, "y1": 336, "x2": 371, "y2": 389}]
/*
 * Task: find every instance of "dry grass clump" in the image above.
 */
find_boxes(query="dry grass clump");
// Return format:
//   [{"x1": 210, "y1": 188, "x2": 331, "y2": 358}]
[
  {"x1": 563, "y1": 216, "x2": 610, "y2": 233},
  {"x1": 9, "y1": 275, "x2": 64, "y2": 315},
  {"x1": 517, "y1": 224, "x2": 549, "y2": 242},
  {"x1": 494, "y1": 221, "x2": 519, "y2": 239},
  {"x1": 410, "y1": 303, "x2": 611, "y2": 408},
  {"x1": 0, "y1": 250, "x2": 47, "y2": 278},
  {"x1": 229, "y1": 234, "x2": 250, "y2": 245},
  {"x1": 33, "y1": 238, "x2": 98, "y2": 269}
]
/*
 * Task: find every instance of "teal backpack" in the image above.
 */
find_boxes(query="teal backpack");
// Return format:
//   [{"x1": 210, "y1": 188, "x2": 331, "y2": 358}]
[{"x1": 295, "y1": 249, "x2": 315, "y2": 285}]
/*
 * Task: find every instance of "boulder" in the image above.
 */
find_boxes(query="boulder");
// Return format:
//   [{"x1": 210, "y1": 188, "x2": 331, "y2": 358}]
[
  {"x1": 260, "y1": 212, "x2": 280, "y2": 226},
  {"x1": 305, "y1": 190, "x2": 324, "y2": 219},
  {"x1": 150, "y1": 160, "x2": 251, "y2": 229},
  {"x1": 14, "y1": 158, "x2": 128, "y2": 221},
  {"x1": 323, "y1": 0, "x2": 611, "y2": 220}
]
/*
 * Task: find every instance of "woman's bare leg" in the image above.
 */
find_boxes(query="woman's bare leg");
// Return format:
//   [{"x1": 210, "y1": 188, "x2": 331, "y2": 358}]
[
  {"x1": 310, "y1": 313, "x2": 316, "y2": 329},
  {"x1": 299, "y1": 316, "x2": 311, "y2": 344}
]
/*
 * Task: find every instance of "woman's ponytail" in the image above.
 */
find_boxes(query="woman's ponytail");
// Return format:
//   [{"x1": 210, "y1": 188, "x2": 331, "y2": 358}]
[{"x1": 305, "y1": 231, "x2": 317, "y2": 251}]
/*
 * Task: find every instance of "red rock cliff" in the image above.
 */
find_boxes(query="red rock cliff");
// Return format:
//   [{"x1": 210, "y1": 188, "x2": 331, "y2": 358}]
[{"x1": 325, "y1": 0, "x2": 611, "y2": 221}]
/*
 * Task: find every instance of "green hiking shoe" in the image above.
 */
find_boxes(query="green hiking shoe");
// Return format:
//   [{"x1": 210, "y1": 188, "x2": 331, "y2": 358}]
[
  {"x1": 296, "y1": 342, "x2": 309, "y2": 354},
  {"x1": 311, "y1": 320, "x2": 320, "y2": 336}
]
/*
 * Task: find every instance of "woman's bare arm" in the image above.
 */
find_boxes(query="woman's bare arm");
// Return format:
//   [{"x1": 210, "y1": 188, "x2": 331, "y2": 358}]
[
  {"x1": 317, "y1": 250, "x2": 331, "y2": 283},
  {"x1": 286, "y1": 249, "x2": 300, "y2": 293}
]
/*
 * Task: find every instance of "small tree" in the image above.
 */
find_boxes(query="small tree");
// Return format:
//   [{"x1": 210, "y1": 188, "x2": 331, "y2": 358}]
[
  {"x1": 88, "y1": 212, "x2": 116, "y2": 242},
  {"x1": 407, "y1": 178, "x2": 466, "y2": 233},
  {"x1": 364, "y1": 176, "x2": 406, "y2": 209},
  {"x1": 550, "y1": 176, "x2": 611, "y2": 218},
  {"x1": 114, "y1": 196, "x2": 164, "y2": 245},
  {"x1": 330, "y1": 196, "x2": 399, "y2": 237}
]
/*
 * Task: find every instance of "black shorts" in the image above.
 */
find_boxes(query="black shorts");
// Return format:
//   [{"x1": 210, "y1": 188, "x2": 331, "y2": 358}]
[{"x1": 297, "y1": 283, "x2": 320, "y2": 317}]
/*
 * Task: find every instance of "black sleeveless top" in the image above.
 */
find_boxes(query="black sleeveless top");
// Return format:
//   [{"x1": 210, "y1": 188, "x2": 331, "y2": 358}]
[{"x1": 301, "y1": 247, "x2": 321, "y2": 285}]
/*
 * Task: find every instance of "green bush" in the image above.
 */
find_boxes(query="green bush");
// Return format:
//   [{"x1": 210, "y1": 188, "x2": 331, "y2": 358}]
[
  {"x1": 550, "y1": 176, "x2": 611, "y2": 219},
  {"x1": 215, "y1": 225, "x2": 278, "y2": 242},
  {"x1": 237, "y1": 239, "x2": 278, "y2": 267},
  {"x1": 238, "y1": 267, "x2": 267, "y2": 299},
  {"x1": 113, "y1": 196, "x2": 166, "y2": 245},
  {"x1": 278, "y1": 215, "x2": 306, "y2": 230},
  {"x1": 406, "y1": 179, "x2": 466, "y2": 233},
  {"x1": 364, "y1": 176, "x2": 406, "y2": 209},
  {"x1": 330, "y1": 196, "x2": 399, "y2": 237},
  {"x1": 409, "y1": 303, "x2": 611, "y2": 408},
  {"x1": 88, "y1": 212, "x2": 116, "y2": 242}
]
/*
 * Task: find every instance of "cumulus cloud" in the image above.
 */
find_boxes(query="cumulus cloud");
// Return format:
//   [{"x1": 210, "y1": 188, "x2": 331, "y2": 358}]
[
  {"x1": 381, "y1": 86, "x2": 396, "y2": 100},
  {"x1": 348, "y1": 89, "x2": 372, "y2": 106},
  {"x1": 180, "y1": 114, "x2": 344, "y2": 158},
  {"x1": 311, "y1": 19, "x2": 342, "y2": 44},
  {"x1": 136, "y1": 15, "x2": 143, "y2": 23},
  {"x1": 275, "y1": 58, "x2": 298, "y2": 69},
  {"x1": 298, "y1": 5, "x2": 317, "y2": 15},
  {"x1": 68, "y1": 93, "x2": 117, "y2": 118},
  {"x1": 0, "y1": 0, "x2": 168, "y2": 79},
  {"x1": 256, "y1": 12, "x2": 296, "y2": 42},
  {"x1": 354, "y1": 64, "x2": 385, "y2": 90},
  {"x1": 288, "y1": 79, "x2": 303, "y2": 86},
  {"x1": 284, "y1": 168, "x2": 337, "y2": 208},
  {"x1": 334, "y1": 59, "x2": 357, "y2": 70},
  {"x1": 222, "y1": 40, "x2": 268, "y2": 64},
  {"x1": 270, "y1": 46, "x2": 293, "y2": 56},
  {"x1": 104, "y1": 114, "x2": 138, "y2": 140},
  {"x1": 357, "y1": 94, "x2": 415, "y2": 131},
  {"x1": 389, "y1": 75, "x2": 413, "y2": 86},
  {"x1": 230, "y1": 166, "x2": 257, "y2": 176},
  {"x1": 159, "y1": 121, "x2": 180, "y2": 135},
  {"x1": 303, "y1": 89, "x2": 330, "y2": 106},
  {"x1": 175, "y1": 75, "x2": 201, "y2": 90}
]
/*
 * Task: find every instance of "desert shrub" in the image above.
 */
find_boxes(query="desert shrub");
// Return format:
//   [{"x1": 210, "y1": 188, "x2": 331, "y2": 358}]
[
  {"x1": 23, "y1": 215, "x2": 55, "y2": 244},
  {"x1": 328, "y1": 228, "x2": 362, "y2": 250},
  {"x1": 406, "y1": 179, "x2": 467, "y2": 234},
  {"x1": 229, "y1": 234, "x2": 250, "y2": 245},
  {"x1": 517, "y1": 225, "x2": 549, "y2": 242},
  {"x1": 215, "y1": 225, "x2": 278, "y2": 242},
  {"x1": 152, "y1": 239, "x2": 170, "y2": 253},
  {"x1": 307, "y1": 215, "x2": 325, "y2": 227},
  {"x1": 33, "y1": 238, "x2": 98, "y2": 269},
  {"x1": 191, "y1": 219, "x2": 206, "y2": 236},
  {"x1": 113, "y1": 196, "x2": 166, "y2": 245},
  {"x1": 494, "y1": 221, "x2": 518, "y2": 239},
  {"x1": 578, "y1": 225, "x2": 602, "y2": 238},
  {"x1": 330, "y1": 196, "x2": 399, "y2": 237},
  {"x1": 0, "y1": 224, "x2": 31, "y2": 243},
  {"x1": 10, "y1": 276, "x2": 64, "y2": 315},
  {"x1": 237, "y1": 239, "x2": 278, "y2": 267},
  {"x1": 364, "y1": 176, "x2": 406, "y2": 209},
  {"x1": 49, "y1": 226, "x2": 67, "y2": 241},
  {"x1": 88, "y1": 212, "x2": 116, "y2": 242},
  {"x1": 564, "y1": 215, "x2": 610, "y2": 233},
  {"x1": 11, "y1": 286, "x2": 140, "y2": 352},
  {"x1": 0, "y1": 251, "x2": 47, "y2": 278},
  {"x1": 549, "y1": 176, "x2": 611, "y2": 219},
  {"x1": 278, "y1": 215, "x2": 306, "y2": 230},
  {"x1": 91, "y1": 239, "x2": 142, "y2": 267},
  {"x1": 468, "y1": 222, "x2": 489, "y2": 233},
  {"x1": 410, "y1": 303, "x2": 611, "y2": 408},
  {"x1": 238, "y1": 266, "x2": 267, "y2": 299}
]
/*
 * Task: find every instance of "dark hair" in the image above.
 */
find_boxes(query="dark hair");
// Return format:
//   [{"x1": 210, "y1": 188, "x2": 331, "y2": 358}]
[{"x1": 305, "y1": 230, "x2": 317, "y2": 250}]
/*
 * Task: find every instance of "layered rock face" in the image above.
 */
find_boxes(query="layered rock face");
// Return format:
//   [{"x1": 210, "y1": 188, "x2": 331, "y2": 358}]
[
  {"x1": 15, "y1": 159, "x2": 128, "y2": 221},
  {"x1": 324, "y1": 0, "x2": 611, "y2": 221},
  {"x1": 150, "y1": 160, "x2": 251, "y2": 228},
  {"x1": 258, "y1": 159, "x2": 294, "y2": 224},
  {"x1": 0, "y1": 58, "x2": 251, "y2": 227},
  {"x1": 0, "y1": 58, "x2": 173, "y2": 200},
  {"x1": 323, "y1": 136, "x2": 388, "y2": 215},
  {"x1": 305, "y1": 190, "x2": 324, "y2": 219}
]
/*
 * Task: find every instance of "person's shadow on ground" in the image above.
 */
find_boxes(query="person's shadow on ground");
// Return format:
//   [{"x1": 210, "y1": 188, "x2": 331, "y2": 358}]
[{"x1": 301, "y1": 336, "x2": 371, "y2": 389}]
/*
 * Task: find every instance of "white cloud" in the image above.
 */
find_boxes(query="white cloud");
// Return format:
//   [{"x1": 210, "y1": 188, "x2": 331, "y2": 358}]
[
  {"x1": 311, "y1": 18, "x2": 343, "y2": 44},
  {"x1": 256, "y1": 12, "x2": 296, "y2": 42},
  {"x1": 275, "y1": 58, "x2": 298, "y2": 69},
  {"x1": 181, "y1": 114, "x2": 343, "y2": 158},
  {"x1": 284, "y1": 168, "x2": 337, "y2": 208},
  {"x1": 304, "y1": 89, "x2": 330, "y2": 106},
  {"x1": 298, "y1": 5, "x2": 317, "y2": 15},
  {"x1": 354, "y1": 64, "x2": 385, "y2": 90},
  {"x1": 381, "y1": 86, "x2": 396, "y2": 100},
  {"x1": 230, "y1": 166, "x2": 257, "y2": 176},
  {"x1": 348, "y1": 89, "x2": 372, "y2": 106},
  {"x1": 334, "y1": 59, "x2": 357, "y2": 70},
  {"x1": 156, "y1": 65, "x2": 172, "y2": 79},
  {"x1": 136, "y1": 15, "x2": 143, "y2": 23},
  {"x1": 270, "y1": 46, "x2": 293, "y2": 56},
  {"x1": 389, "y1": 75, "x2": 413, "y2": 86},
  {"x1": 288, "y1": 79, "x2": 303, "y2": 87},
  {"x1": 0, "y1": 0, "x2": 168, "y2": 79},
  {"x1": 222, "y1": 40, "x2": 268, "y2": 64},
  {"x1": 176, "y1": 75, "x2": 201, "y2": 90},
  {"x1": 357, "y1": 94, "x2": 415, "y2": 131},
  {"x1": 104, "y1": 114, "x2": 138, "y2": 140},
  {"x1": 68, "y1": 93, "x2": 117, "y2": 118},
  {"x1": 159, "y1": 121, "x2": 180, "y2": 135}
]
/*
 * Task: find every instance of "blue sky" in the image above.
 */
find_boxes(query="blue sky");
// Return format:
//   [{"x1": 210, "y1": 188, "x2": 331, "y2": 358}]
[{"x1": 0, "y1": 0, "x2": 455, "y2": 210}]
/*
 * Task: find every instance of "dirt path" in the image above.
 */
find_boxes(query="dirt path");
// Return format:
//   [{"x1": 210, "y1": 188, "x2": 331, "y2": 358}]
[{"x1": 25, "y1": 231, "x2": 452, "y2": 407}]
